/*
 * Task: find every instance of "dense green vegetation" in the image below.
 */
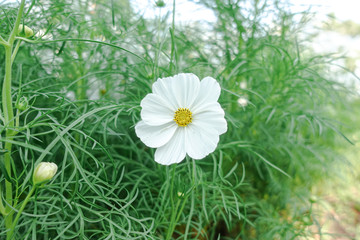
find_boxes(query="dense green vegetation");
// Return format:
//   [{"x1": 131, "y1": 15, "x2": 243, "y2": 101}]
[{"x1": 0, "y1": 0, "x2": 357, "y2": 239}]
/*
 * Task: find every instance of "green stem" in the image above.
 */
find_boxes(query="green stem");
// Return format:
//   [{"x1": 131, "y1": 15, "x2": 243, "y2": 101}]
[
  {"x1": 169, "y1": 165, "x2": 176, "y2": 209},
  {"x1": 75, "y1": 44, "x2": 86, "y2": 101},
  {"x1": 0, "y1": 186, "x2": 6, "y2": 215},
  {"x1": 169, "y1": 0, "x2": 176, "y2": 74},
  {"x1": 165, "y1": 166, "x2": 177, "y2": 240},
  {"x1": 3, "y1": 45, "x2": 15, "y2": 234},
  {"x1": 3, "y1": 46, "x2": 15, "y2": 130},
  {"x1": 0, "y1": 37, "x2": 10, "y2": 47},
  {"x1": 166, "y1": 198, "x2": 181, "y2": 240},
  {"x1": 11, "y1": 40, "x2": 22, "y2": 64},
  {"x1": 8, "y1": 0, "x2": 26, "y2": 46},
  {"x1": 6, "y1": 186, "x2": 36, "y2": 240},
  {"x1": 0, "y1": 35, "x2": 6, "y2": 42},
  {"x1": 172, "y1": 0, "x2": 175, "y2": 31},
  {"x1": 1, "y1": 0, "x2": 26, "y2": 235},
  {"x1": 165, "y1": 162, "x2": 193, "y2": 240},
  {"x1": 183, "y1": 159, "x2": 196, "y2": 239},
  {"x1": 15, "y1": 109, "x2": 20, "y2": 129}
]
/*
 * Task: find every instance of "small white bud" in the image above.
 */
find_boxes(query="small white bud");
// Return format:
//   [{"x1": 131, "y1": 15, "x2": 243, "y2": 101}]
[
  {"x1": 18, "y1": 24, "x2": 34, "y2": 38},
  {"x1": 33, "y1": 162, "x2": 58, "y2": 185},
  {"x1": 177, "y1": 192, "x2": 184, "y2": 198},
  {"x1": 239, "y1": 81, "x2": 247, "y2": 89},
  {"x1": 237, "y1": 97, "x2": 248, "y2": 107}
]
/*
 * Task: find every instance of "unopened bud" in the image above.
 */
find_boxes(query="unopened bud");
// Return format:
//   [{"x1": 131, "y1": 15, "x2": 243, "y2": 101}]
[
  {"x1": 240, "y1": 81, "x2": 247, "y2": 89},
  {"x1": 99, "y1": 89, "x2": 107, "y2": 96},
  {"x1": 177, "y1": 192, "x2": 184, "y2": 198},
  {"x1": 18, "y1": 24, "x2": 34, "y2": 38},
  {"x1": 33, "y1": 162, "x2": 58, "y2": 185},
  {"x1": 155, "y1": 0, "x2": 165, "y2": 7},
  {"x1": 237, "y1": 97, "x2": 248, "y2": 107},
  {"x1": 16, "y1": 96, "x2": 29, "y2": 111}
]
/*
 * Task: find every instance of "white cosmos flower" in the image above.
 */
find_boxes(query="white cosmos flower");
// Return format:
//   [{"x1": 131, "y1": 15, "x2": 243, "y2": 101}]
[{"x1": 135, "y1": 73, "x2": 227, "y2": 165}]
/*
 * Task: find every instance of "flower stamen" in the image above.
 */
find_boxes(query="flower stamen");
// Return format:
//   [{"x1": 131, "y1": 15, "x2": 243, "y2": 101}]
[{"x1": 174, "y1": 108, "x2": 192, "y2": 127}]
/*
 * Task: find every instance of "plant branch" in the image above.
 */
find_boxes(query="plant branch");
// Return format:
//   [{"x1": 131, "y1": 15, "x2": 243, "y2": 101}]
[
  {"x1": 6, "y1": 186, "x2": 36, "y2": 240},
  {"x1": 1, "y1": 0, "x2": 26, "y2": 236},
  {"x1": 11, "y1": 40, "x2": 22, "y2": 63},
  {"x1": 8, "y1": 0, "x2": 26, "y2": 45}
]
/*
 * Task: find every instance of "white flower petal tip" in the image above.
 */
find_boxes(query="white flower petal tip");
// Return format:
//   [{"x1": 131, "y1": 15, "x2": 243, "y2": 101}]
[{"x1": 135, "y1": 73, "x2": 227, "y2": 165}]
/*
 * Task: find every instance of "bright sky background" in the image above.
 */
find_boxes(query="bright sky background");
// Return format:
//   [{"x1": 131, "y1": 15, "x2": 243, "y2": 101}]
[
  {"x1": 132, "y1": 0, "x2": 216, "y2": 24},
  {"x1": 291, "y1": 0, "x2": 360, "y2": 22},
  {"x1": 3, "y1": 0, "x2": 360, "y2": 24},
  {"x1": 132, "y1": 0, "x2": 360, "y2": 24}
]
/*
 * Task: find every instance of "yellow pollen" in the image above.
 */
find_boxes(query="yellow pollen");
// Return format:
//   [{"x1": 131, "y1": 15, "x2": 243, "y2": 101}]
[{"x1": 174, "y1": 108, "x2": 192, "y2": 127}]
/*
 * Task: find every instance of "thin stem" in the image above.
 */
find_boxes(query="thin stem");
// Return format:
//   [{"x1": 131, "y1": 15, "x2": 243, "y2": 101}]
[
  {"x1": 184, "y1": 159, "x2": 196, "y2": 239},
  {"x1": 6, "y1": 186, "x2": 36, "y2": 240},
  {"x1": 8, "y1": 0, "x2": 26, "y2": 45},
  {"x1": 174, "y1": 195, "x2": 189, "y2": 224},
  {"x1": 75, "y1": 42, "x2": 87, "y2": 101},
  {"x1": 0, "y1": 37, "x2": 10, "y2": 47},
  {"x1": 0, "y1": 35, "x2": 6, "y2": 43},
  {"x1": 166, "y1": 198, "x2": 181, "y2": 240},
  {"x1": 169, "y1": 165, "x2": 176, "y2": 209},
  {"x1": 153, "y1": 5, "x2": 162, "y2": 79},
  {"x1": 2, "y1": 46, "x2": 15, "y2": 130},
  {"x1": 172, "y1": 0, "x2": 175, "y2": 31},
  {"x1": 165, "y1": 161, "x2": 195, "y2": 240},
  {"x1": 11, "y1": 40, "x2": 22, "y2": 63},
  {"x1": 0, "y1": 186, "x2": 6, "y2": 215},
  {"x1": 15, "y1": 109, "x2": 20, "y2": 128},
  {"x1": 14, "y1": 37, "x2": 146, "y2": 61},
  {"x1": 169, "y1": 0, "x2": 176, "y2": 74},
  {"x1": 3, "y1": 45, "x2": 15, "y2": 232},
  {"x1": 165, "y1": 166, "x2": 177, "y2": 240}
]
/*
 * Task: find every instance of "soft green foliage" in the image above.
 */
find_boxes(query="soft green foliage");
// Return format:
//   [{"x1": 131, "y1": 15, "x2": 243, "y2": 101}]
[
  {"x1": 0, "y1": 0, "x2": 356, "y2": 239},
  {"x1": 309, "y1": 98, "x2": 360, "y2": 239}
]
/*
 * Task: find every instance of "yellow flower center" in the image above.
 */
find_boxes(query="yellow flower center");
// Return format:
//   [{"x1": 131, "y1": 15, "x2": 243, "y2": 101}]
[{"x1": 174, "y1": 108, "x2": 192, "y2": 127}]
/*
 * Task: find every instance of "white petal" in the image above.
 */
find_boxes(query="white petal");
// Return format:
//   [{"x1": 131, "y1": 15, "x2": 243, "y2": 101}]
[
  {"x1": 185, "y1": 124, "x2": 220, "y2": 160},
  {"x1": 154, "y1": 128, "x2": 186, "y2": 165},
  {"x1": 191, "y1": 76, "x2": 221, "y2": 111},
  {"x1": 192, "y1": 102, "x2": 227, "y2": 135},
  {"x1": 135, "y1": 121, "x2": 177, "y2": 148},
  {"x1": 152, "y1": 73, "x2": 200, "y2": 109},
  {"x1": 140, "y1": 93, "x2": 174, "y2": 126}
]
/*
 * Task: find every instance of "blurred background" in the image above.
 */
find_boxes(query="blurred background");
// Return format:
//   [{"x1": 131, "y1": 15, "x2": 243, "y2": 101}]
[{"x1": 131, "y1": 1, "x2": 360, "y2": 237}]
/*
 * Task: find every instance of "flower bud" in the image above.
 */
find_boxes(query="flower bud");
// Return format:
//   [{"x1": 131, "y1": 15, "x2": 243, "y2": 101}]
[
  {"x1": 18, "y1": 24, "x2": 34, "y2": 38},
  {"x1": 177, "y1": 191, "x2": 184, "y2": 198},
  {"x1": 15, "y1": 96, "x2": 29, "y2": 111},
  {"x1": 155, "y1": 0, "x2": 165, "y2": 7},
  {"x1": 239, "y1": 81, "x2": 247, "y2": 89},
  {"x1": 237, "y1": 97, "x2": 248, "y2": 107},
  {"x1": 33, "y1": 162, "x2": 58, "y2": 185},
  {"x1": 99, "y1": 88, "x2": 107, "y2": 96}
]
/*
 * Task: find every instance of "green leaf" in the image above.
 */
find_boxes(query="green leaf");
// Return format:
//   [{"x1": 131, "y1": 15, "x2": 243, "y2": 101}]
[{"x1": 0, "y1": 159, "x2": 15, "y2": 184}]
